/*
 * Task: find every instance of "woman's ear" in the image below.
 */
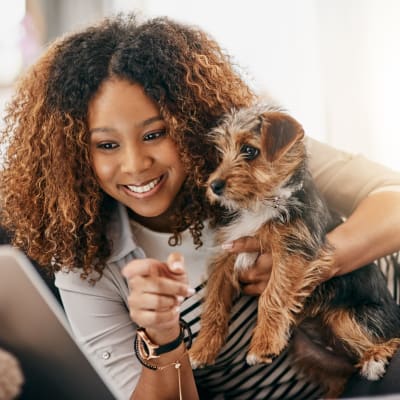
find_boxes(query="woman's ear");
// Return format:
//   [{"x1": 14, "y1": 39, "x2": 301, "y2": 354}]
[{"x1": 260, "y1": 112, "x2": 304, "y2": 162}]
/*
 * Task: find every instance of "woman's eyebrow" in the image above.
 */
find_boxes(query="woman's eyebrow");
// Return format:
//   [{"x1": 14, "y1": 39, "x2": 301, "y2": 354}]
[
  {"x1": 89, "y1": 127, "x2": 115, "y2": 135},
  {"x1": 89, "y1": 116, "x2": 163, "y2": 135},
  {"x1": 141, "y1": 115, "x2": 163, "y2": 127}
]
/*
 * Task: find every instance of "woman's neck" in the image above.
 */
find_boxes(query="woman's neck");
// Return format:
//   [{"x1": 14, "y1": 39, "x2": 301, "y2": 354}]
[{"x1": 128, "y1": 209, "x2": 176, "y2": 233}]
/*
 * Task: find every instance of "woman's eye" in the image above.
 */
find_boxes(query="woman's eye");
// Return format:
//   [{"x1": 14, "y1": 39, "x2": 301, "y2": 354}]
[
  {"x1": 240, "y1": 144, "x2": 260, "y2": 160},
  {"x1": 143, "y1": 129, "x2": 166, "y2": 141},
  {"x1": 96, "y1": 142, "x2": 118, "y2": 150}
]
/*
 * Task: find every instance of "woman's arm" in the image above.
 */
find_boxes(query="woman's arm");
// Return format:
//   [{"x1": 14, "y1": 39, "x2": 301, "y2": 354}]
[
  {"x1": 327, "y1": 191, "x2": 400, "y2": 277},
  {"x1": 122, "y1": 254, "x2": 199, "y2": 400},
  {"x1": 55, "y1": 266, "x2": 141, "y2": 399},
  {"x1": 131, "y1": 341, "x2": 197, "y2": 400},
  {"x1": 307, "y1": 137, "x2": 400, "y2": 216},
  {"x1": 56, "y1": 255, "x2": 198, "y2": 400},
  {"x1": 307, "y1": 137, "x2": 400, "y2": 276}
]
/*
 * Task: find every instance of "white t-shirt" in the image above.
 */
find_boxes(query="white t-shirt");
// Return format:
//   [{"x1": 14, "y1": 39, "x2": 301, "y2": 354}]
[{"x1": 129, "y1": 219, "x2": 214, "y2": 287}]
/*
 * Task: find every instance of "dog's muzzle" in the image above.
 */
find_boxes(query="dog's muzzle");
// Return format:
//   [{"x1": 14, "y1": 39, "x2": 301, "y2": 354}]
[{"x1": 210, "y1": 179, "x2": 226, "y2": 196}]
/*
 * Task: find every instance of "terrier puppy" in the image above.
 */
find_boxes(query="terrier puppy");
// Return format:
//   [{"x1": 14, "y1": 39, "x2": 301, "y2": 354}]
[{"x1": 189, "y1": 105, "x2": 400, "y2": 397}]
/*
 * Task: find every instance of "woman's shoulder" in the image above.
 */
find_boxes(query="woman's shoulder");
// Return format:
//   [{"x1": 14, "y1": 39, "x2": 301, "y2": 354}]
[
  {"x1": 54, "y1": 259, "x2": 130, "y2": 301},
  {"x1": 305, "y1": 136, "x2": 400, "y2": 215}
]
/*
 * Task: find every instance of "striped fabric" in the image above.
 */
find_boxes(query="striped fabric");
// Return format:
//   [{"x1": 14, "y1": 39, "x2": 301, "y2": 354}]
[
  {"x1": 181, "y1": 283, "x2": 323, "y2": 400},
  {"x1": 378, "y1": 251, "x2": 400, "y2": 305}
]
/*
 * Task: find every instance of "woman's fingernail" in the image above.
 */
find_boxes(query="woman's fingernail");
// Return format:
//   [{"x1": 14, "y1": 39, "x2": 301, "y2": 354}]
[
  {"x1": 176, "y1": 296, "x2": 184, "y2": 304},
  {"x1": 187, "y1": 287, "x2": 196, "y2": 296},
  {"x1": 171, "y1": 260, "x2": 183, "y2": 272},
  {"x1": 221, "y1": 242, "x2": 233, "y2": 250}
]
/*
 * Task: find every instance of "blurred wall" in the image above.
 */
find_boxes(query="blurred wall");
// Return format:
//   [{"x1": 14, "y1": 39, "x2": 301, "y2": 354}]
[
  {"x1": 38, "y1": 0, "x2": 106, "y2": 43},
  {"x1": 2, "y1": 0, "x2": 400, "y2": 171}
]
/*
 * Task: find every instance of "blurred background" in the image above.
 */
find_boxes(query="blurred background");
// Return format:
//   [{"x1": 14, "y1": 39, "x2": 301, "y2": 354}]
[{"x1": 1, "y1": 0, "x2": 399, "y2": 170}]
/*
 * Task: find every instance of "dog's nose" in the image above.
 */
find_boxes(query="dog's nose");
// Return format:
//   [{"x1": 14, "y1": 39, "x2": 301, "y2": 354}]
[{"x1": 210, "y1": 179, "x2": 226, "y2": 195}]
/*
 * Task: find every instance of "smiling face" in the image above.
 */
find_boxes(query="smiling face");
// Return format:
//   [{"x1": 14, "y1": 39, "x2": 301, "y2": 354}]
[{"x1": 88, "y1": 78, "x2": 187, "y2": 231}]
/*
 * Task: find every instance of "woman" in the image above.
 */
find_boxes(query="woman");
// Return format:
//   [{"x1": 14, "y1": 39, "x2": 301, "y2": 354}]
[{"x1": 1, "y1": 14, "x2": 400, "y2": 400}]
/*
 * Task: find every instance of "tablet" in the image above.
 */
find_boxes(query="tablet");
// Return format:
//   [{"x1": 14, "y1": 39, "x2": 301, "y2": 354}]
[{"x1": 0, "y1": 245, "x2": 120, "y2": 400}]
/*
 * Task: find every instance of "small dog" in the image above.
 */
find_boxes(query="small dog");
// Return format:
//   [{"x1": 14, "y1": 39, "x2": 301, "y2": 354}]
[{"x1": 189, "y1": 104, "x2": 400, "y2": 397}]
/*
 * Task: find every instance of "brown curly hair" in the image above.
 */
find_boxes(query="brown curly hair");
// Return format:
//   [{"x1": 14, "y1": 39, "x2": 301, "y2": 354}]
[{"x1": 0, "y1": 13, "x2": 255, "y2": 279}]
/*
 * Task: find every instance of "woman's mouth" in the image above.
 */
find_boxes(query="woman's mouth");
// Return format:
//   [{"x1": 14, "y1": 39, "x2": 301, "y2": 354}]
[{"x1": 124, "y1": 175, "x2": 163, "y2": 195}]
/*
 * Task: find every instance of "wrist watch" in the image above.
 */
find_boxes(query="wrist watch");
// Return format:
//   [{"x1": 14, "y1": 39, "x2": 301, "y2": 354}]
[{"x1": 136, "y1": 326, "x2": 184, "y2": 360}]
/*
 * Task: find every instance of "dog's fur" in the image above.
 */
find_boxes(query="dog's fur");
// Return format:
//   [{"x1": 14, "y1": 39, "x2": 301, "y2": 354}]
[{"x1": 189, "y1": 104, "x2": 400, "y2": 398}]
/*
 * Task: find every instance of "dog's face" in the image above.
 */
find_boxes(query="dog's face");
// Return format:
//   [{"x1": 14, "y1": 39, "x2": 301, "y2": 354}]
[{"x1": 206, "y1": 106, "x2": 305, "y2": 211}]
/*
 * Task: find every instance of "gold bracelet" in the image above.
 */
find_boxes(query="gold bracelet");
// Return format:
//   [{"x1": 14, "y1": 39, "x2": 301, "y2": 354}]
[{"x1": 135, "y1": 346, "x2": 187, "y2": 400}]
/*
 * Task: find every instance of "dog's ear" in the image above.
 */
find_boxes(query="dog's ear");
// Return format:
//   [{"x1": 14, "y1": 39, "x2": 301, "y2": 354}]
[{"x1": 260, "y1": 112, "x2": 304, "y2": 162}]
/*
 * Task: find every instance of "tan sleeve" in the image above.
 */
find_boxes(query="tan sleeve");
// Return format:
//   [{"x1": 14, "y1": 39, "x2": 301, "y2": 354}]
[{"x1": 306, "y1": 137, "x2": 400, "y2": 216}]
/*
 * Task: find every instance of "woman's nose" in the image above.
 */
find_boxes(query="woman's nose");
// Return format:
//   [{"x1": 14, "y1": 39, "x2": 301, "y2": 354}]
[{"x1": 120, "y1": 145, "x2": 152, "y2": 174}]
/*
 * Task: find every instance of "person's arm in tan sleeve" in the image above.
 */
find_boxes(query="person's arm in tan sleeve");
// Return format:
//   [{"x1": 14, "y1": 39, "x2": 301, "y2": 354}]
[{"x1": 307, "y1": 137, "x2": 400, "y2": 277}]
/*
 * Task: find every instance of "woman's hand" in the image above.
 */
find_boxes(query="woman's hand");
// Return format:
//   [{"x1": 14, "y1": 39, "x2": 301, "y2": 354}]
[
  {"x1": 223, "y1": 236, "x2": 272, "y2": 296},
  {"x1": 122, "y1": 252, "x2": 194, "y2": 344}
]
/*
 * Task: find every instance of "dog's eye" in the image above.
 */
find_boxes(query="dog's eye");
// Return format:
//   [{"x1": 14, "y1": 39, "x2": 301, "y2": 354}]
[{"x1": 240, "y1": 145, "x2": 260, "y2": 160}]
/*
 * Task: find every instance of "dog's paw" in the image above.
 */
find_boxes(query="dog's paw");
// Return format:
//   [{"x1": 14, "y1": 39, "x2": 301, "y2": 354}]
[
  {"x1": 188, "y1": 331, "x2": 225, "y2": 369},
  {"x1": 234, "y1": 252, "x2": 258, "y2": 270},
  {"x1": 360, "y1": 359, "x2": 387, "y2": 381},
  {"x1": 188, "y1": 349, "x2": 216, "y2": 369},
  {"x1": 189, "y1": 356, "x2": 205, "y2": 369},
  {"x1": 248, "y1": 328, "x2": 288, "y2": 366},
  {"x1": 189, "y1": 357, "x2": 207, "y2": 369},
  {"x1": 246, "y1": 352, "x2": 275, "y2": 365}
]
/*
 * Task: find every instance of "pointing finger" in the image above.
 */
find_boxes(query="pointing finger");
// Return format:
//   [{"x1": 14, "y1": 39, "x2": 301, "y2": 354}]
[
  {"x1": 166, "y1": 252, "x2": 185, "y2": 275},
  {"x1": 122, "y1": 258, "x2": 164, "y2": 279}
]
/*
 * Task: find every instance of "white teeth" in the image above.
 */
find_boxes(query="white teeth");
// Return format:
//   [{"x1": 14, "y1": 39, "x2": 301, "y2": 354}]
[{"x1": 127, "y1": 177, "x2": 161, "y2": 194}]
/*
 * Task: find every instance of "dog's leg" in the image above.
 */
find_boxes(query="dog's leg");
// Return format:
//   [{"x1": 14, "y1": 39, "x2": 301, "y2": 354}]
[
  {"x1": 189, "y1": 253, "x2": 237, "y2": 368},
  {"x1": 247, "y1": 227, "x2": 334, "y2": 365},
  {"x1": 247, "y1": 253, "x2": 312, "y2": 364},
  {"x1": 325, "y1": 309, "x2": 400, "y2": 381},
  {"x1": 246, "y1": 256, "x2": 303, "y2": 364},
  {"x1": 290, "y1": 326, "x2": 355, "y2": 399},
  {"x1": 358, "y1": 338, "x2": 400, "y2": 380}
]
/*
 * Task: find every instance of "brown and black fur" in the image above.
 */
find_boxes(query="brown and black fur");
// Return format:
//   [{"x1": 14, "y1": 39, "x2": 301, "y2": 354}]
[{"x1": 189, "y1": 104, "x2": 400, "y2": 398}]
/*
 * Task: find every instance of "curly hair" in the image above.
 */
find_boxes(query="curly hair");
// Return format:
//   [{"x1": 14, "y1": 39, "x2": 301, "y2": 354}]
[{"x1": 0, "y1": 13, "x2": 255, "y2": 279}]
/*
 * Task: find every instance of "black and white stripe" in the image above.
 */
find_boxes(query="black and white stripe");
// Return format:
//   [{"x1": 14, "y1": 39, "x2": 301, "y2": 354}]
[{"x1": 181, "y1": 282, "x2": 324, "y2": 400}]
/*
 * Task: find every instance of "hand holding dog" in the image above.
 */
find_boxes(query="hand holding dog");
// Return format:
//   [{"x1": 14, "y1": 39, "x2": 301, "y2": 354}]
[
  {"x1": 223, "y1": 236, "x2": 272, "y2": 296},
  {"x1": 122, "y1": 253, "x2": 193, "y2": 343}
]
